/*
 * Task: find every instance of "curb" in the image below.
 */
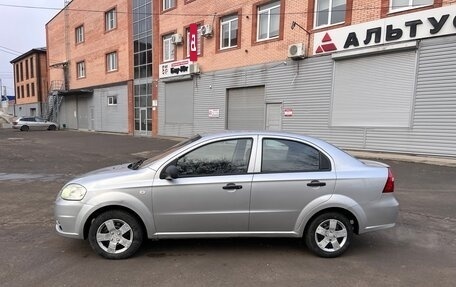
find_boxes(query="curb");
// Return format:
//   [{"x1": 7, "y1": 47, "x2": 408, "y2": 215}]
[{"x1": 347, "y1": 150, "x2": 456, "y2": 167}]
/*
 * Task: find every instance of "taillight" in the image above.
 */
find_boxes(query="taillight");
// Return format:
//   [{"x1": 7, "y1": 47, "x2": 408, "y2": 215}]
[{"x1": 383, "y1": 168, "x2": 395, "y2": 193}]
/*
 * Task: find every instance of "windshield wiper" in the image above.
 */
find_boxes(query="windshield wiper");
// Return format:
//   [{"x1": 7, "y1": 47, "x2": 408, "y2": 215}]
[{"x1": 129, "y1": 159, "x2": 145, "y2": 170}]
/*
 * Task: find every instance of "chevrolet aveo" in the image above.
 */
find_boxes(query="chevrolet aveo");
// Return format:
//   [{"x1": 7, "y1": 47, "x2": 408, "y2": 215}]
[{"x1": 55, "y1": 131, "x2": 398, "y2": 259}]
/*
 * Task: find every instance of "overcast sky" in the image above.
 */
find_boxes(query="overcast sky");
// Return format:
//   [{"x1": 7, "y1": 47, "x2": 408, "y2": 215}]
[{"x1": 0, "y1": 0, "x2": 64, "y2": 96}]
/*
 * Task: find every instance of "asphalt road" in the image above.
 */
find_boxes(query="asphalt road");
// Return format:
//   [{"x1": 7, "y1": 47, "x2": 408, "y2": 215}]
[{"x1": 0, "y1": 129, "x2": 455, "y2": 287}]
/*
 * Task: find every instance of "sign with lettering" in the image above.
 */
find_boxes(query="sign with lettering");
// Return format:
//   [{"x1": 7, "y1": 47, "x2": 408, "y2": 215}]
[
  {"x1": 189, "y1": 23, "x2": 198, "y2": 62},
  {"x1": 159, "y1": 59, "x2": 193, "y2": 79},
  {"x1": 314, "y1": 5, "x2": 456, "y2": 54}
]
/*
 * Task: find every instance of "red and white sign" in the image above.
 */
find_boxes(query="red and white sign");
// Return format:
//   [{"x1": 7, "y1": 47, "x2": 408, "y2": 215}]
[
  {"x1": 284, "y1": 108, "x2": 293, "y2": 117},
  {"x1": 314, "y1": 5, "x2": 456, "y2": 54},
  {"x1": 189, "y1": 23, "x2": 198, "y2": 62},
  {"x1": 159, "y1": 59, "x2": 193, "y2": 79}
]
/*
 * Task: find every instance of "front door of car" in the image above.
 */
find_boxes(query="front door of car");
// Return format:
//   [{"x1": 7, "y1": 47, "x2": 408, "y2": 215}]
[
  {"x1": 152, "y1": 138, "x2": 254, "y2": 233},
  {"x1": 249, "y1": 137, "x2": 337, "y2": 232}
]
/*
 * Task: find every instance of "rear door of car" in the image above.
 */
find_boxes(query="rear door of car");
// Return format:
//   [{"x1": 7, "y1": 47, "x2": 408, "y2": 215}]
[
  {"x1": 152, "y1": 136, "x2": 257, "y2": 233},
  {"x1": 249, "y1": 136, "x2": 336, "y2": 232}
]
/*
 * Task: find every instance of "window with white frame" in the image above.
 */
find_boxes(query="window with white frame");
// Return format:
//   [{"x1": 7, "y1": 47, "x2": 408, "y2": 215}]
[
  {"x1": 257, "y1": 1, "x2": 280, "y2": 41},
  {"x1": 76, "y1": 25, "x2": 84, "y2": 43},
  {"x1": 77, "y1": 61, "x2": 86, "y2": 78},
  {"x1": 163, "y1": 34, "x2": 175, "y2": 62},
  {"x1": 186, "y1": 25, "x2": 202, "y2": 58},
  {"x1": 220, "y1": 14, "x2": 238, "y2": 49},
  {"x1": 106, "y1": 52, "x2": 118, "y2": 72},
  {"x1": 390, "y1": 0, "x2": 433, "y2": 12},
  {"x1": 163, "y1": 0, "x2": 176, "y2": 11},
  {"x1": 108, "y1": 95, "x2": 118, "y2": 105},
  {"x1": 105, "y1": 8, "x2": 117, "y2": 31},
  {"x1": 315, "y1": 0, "x2": 346, "y2": 28}
]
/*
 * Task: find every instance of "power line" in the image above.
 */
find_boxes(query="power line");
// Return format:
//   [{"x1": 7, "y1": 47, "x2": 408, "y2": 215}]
[
  {"x1": 1, "y1": 2, "x2": 455, "y2": 17},
  {"x1": 0, "y1": 45, "x2": 23, "y2": 55},
  {"x1": 0, "y1": 47, "x2": 21, "y2": 56}
]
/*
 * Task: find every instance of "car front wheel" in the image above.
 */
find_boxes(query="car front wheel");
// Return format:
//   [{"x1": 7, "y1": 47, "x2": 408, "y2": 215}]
[
  {"x1": 88, "y1": 210, "x2": 144, "y2": 259},
  {"x1": 305, "y1": 212, "x2": 353, "y2": 258},
  {"x1": 48, "y1": 125, "x2": 57, "y2": 131},
  {"x1": 20, "y1": 125, "x2": 29, "y2": 131}
]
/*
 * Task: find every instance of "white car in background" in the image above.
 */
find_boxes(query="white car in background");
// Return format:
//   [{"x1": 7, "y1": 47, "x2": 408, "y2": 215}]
[{"x1": 12, "y1": 117, "x2": 58, "y2": 131}]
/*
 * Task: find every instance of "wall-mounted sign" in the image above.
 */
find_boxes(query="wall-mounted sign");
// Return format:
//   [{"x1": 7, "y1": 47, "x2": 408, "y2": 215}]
[
  {"x1": 314, "y1": 5, "x2": 456, "y2": 54},
  {"x1": 159, "y1": 59, "x2": 194, "y2": 79},
  {"x1": 189, "y1": 23, "x2": 198, "y2": 62},
  {"x1": 208, "y1": 109, "x2": 220, "y2": 118},
  {"x1": 284, "y1": 108, "x2": 293, "y2": 117}
]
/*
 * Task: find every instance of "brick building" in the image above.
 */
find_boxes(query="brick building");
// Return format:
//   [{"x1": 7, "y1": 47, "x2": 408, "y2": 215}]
[
  {"x1": 46, "y1": 0, "x2": 134, "y2": 133},
  {"x1": 45, "y1": 0, "x2": 456, "y2": 157},
  {"x1": 10, "y1": 48, "x2": 48, "y2": 117},
  {"x1": 158, "y1": 0, "x2": 456, "y2": 157}
]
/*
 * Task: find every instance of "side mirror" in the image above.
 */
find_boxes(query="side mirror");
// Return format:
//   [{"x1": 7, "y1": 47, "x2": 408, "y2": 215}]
[{"x1": 164, "y1": 165, "x2": 178, "y2": 179}]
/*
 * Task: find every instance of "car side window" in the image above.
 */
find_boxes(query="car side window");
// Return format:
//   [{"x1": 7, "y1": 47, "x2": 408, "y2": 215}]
[
  {"x1": 175, "y1": 138, "x2": 253, "y2": 177},
  {"x1": 261, "y1": 138, "x2": 331, "y2": 173}
]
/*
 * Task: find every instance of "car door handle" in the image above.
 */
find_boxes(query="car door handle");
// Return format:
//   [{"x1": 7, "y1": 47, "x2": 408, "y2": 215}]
[
  {"x1": 307, "y1": 180, "x2": 326, "y2": 187},
  {"x1": 223, "y1": 183, "x2": 243, "y2": 190}
]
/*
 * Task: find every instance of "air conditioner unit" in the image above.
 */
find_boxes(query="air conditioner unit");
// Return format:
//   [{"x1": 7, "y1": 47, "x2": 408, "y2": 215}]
[
  {"x1": 171, "y1": 33, "x2": 183, "y2": 45},
  {"x1": 189, "y1": 63, "x2": 200, "y2": 74},
  {"x1": 288, "y1": 43, "x2": 306, "y2": 59},
  {"x1": 201, "y1": 25, "x2": 213, "y2": 38}
]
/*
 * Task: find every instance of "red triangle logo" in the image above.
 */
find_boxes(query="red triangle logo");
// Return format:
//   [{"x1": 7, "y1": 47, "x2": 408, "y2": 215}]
[
  {"x1": 322, "y1": 33, "x2": 332, "y2": 42},
  {"x1": 315, "y1": 33, "x2": 337, "y2": 54}
]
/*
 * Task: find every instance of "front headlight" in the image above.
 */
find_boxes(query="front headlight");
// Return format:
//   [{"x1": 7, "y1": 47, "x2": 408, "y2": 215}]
[{"x1": 60, "y1": 184, "x2": 87, "y2": 201}]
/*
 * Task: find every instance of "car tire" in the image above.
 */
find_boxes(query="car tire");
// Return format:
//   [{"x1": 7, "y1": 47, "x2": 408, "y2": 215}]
[
  {"x1": 20, "y1": 125, "x2": 30, "y2": 131},
  {"x1": 88, "y1": 210, "x2": 144, "y2": 260},
  {"x1": 305, "y1": 212, "x2": 353, "y2": 258},
  {"x1": 48, "y1": 125, "x2": 57, "y2": 131}
]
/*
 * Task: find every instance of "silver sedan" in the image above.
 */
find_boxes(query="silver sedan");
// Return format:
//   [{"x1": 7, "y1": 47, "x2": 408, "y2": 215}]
[{"x1": 55, "y1": 131, "x2": 398, "y2": 259}]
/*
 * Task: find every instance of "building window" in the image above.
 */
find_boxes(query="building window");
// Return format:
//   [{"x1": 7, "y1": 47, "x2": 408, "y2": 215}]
[
  {"x1": 25, "y1": 59, "x2": 29, "y2": 80},
  {"x1": 105, "y1": 8, "x2": 117, "y2": 31},
  {"x1": 163, "y1": 0, "x2": 176, "y2": 11},
  {"x1": 30, "y1": 57, "x2": 34, "y2": 78},
  {"x1": 220, "y1": 14, "x2": 238, "y2": 49},
  {"x1": 186, "y1": 24, "x2": 202, "y2": 58},
  {"x1": 390, "y1": 0, "x2": 433, "y2": 12},
  {"x1": 77, "y1": 61, "x2": 86, "y2": 78},
  {"x1": 315, "y1": 0, "x2": 346, "y2": 28},
  {"x1": 108, "y1": 96, "x2": 118, "y2": 105},
  {"x1": 26, "y1": 84, "x2": 30, "y2": 97},
  {"x1": 21, "y1": 86, "x2": 24, "y2": 98},
  {"x1": 31, "y1": 83, "x2": 35, "y2": 97},
  {"x1": 163, "y1": 34, "x2": 175, "y2": 62},
  {"x1": 76, "y1": 25, "x2": 84, "y2": 43},
  {"x1": 15, "y1": 64, "x2": 19, "y2": 82},
  {"x1": 106, "y1": 52, "x2": 118, "y2": 72},
  {"x1": 20, "y1": 62, "x2": 24, "y2": 81},
  {"x1": 257, "y1": 1, "x2": 280, "y2": 41}
]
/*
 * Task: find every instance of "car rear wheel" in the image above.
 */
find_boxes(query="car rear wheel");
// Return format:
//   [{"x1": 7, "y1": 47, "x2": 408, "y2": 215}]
[
  {"x1": 88, "y1": 210, "x2": 144, "y2": 259},
  {"x1": 48, "y1": 125, "x2": 57, "y2": 131},
  {"x1": 20, "y1": 125, "x2": 29, "y2": 131},
  {"x1": 305, "y1": 212, "x2": 353, "y2": 258}
]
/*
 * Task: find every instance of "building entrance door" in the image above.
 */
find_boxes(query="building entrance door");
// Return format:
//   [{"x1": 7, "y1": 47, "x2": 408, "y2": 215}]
[{"x1": 266, "y1": 103, "x2": 282, "y2": 131}]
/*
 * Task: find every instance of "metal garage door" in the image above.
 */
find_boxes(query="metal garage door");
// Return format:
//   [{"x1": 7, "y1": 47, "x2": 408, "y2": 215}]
[{"x1": 227, "y1": 86, "x2": 265, "y2": 130}]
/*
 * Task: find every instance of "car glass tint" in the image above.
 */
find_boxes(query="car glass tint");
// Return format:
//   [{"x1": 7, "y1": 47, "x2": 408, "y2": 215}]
[
  {"x1": 261, "y1": 138, "x2": 321, "y2": 172},
  {"x1": 176, "y1": 138, "x2": 253, "y2": 177}
]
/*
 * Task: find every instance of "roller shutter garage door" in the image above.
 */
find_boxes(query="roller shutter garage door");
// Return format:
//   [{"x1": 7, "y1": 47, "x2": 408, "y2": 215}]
[
  {"x1": 331, "y1": 50, "x2": 416, "y2": 127},
  {"x1": 227, "y1": 86, "x2": 265, "y2": 130}
]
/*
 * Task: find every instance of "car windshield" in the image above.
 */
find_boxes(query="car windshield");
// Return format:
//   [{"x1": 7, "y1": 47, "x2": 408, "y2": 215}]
[{"x1": 138, "y1": 134, "x2": 202, "y2": 169}]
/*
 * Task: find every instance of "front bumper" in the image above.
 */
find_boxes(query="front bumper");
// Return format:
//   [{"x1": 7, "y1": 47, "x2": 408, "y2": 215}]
[{"x1": 54, "y1": 198, "x2": 93, "y2": 239}]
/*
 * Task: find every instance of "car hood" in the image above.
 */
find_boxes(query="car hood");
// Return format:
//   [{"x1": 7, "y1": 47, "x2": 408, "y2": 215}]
[{"x1": 69, "y1": 163, "x2": 154, "y2": 190}]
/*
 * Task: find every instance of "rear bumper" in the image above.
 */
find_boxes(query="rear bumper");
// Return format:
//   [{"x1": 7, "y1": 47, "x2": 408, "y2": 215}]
[{"x1": 358, "y1": 194, "x2": 399, "y2": 234}]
